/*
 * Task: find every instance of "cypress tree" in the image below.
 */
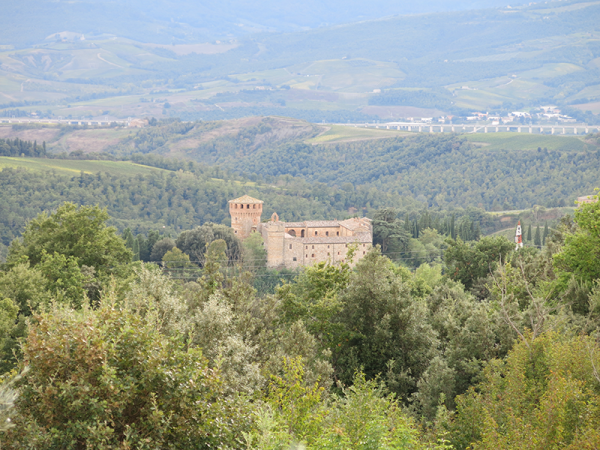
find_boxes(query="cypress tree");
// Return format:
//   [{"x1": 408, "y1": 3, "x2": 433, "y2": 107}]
[
  {"x1": 132, "y1": 237, "x2": 140, "y2": 261},
  {"x1": 136, "y1": 234, "x2": 146, "y2": 261},
  {"x1": 534, "y1": 226, "x2": 541, "y2": 247},
  {"x1": 123, "y1": 228, "x2": 135, "y2": 250},
  {"x1": 526, "y1": 223, "x2": 532, "y2": 242},
  {"x1": 543, "y1": 222, "x2": 549, "y2": 245}
]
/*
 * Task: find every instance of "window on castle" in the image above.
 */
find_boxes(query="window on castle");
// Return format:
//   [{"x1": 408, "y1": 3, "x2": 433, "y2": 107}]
[
  {"x1": 306, "y1": 254, "x2": 308, "y2": 258},
  {"x1": 293, "y1": 257, "x2": 297, "y2": 261},
  {"x1": 336, "y1": 231, "x2": 339, "y2": 236},
  {"x1": 327, "y1": 253, "x2": 330, "y2": 256},
  {"x1": 338, "y1": 252, "x2": 340, "y2": 255},
  {"x1": 253, "y1": 204, "x2": 256, "y2": 209},
  {"x1": 315, "y1": 231, "x2": 318, "y2": 236},
  {"x1": 306, "y1": 246, "x2": 308, "y2": 249},
  {"x1": 363, "y1": 251, "x2": 366, "y2": 255},
  {"x1": 327, "y1": 245, "x2": 330, "y2": 249},
  {"x1": 326, "y1": 231, "x2": 329, "y2": 236},
  {"x1": 289, "y1": 244, "x2": 292, "y2": 249},
  {"x1": 312, "y1": 245, "x2": 314, "y2": 249},
  {"x1": 312, "y1": 254, "x2": 315, "y2": 258},
  {"x1": 301, "y1": 230, "x2": 305, "y2": 237}
]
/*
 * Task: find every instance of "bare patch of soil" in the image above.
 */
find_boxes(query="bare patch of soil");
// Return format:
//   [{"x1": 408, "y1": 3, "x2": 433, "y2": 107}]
[{"x1": 0, "y1": 126, "x2": 61, "y2": 142}]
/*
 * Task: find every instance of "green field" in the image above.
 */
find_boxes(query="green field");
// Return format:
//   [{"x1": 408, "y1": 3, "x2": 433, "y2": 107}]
[
  {"x1": 464, "y1": 133, "x2": 589, "y2": 151},
  {"x1": 0, "y1": 157, "x2": 166, "y2": 175},
  {"x1": 306, "y1": 124, "x2": 409, "y2": 143}
]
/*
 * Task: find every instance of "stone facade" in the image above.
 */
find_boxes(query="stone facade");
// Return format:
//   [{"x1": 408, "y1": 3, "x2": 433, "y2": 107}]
[
  {"x1": 229, "y1": 195, "x2": 264, "y2": 239},
  {"x1": 228, "y1": 195, "x2": 373, "y2": 269}
]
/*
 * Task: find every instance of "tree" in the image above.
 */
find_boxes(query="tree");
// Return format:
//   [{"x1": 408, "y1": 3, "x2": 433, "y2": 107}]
[
  {"x1": 162, "y1": 247, "x2": 195, "y2": 280},
  {"x1": 526, "y1": 223, "x2": 532, "y2": 242},
  {"x1": 533, "y1": 225, "x2": 541, "y2": 247},
  {"x1": 6, "y1": 202, "x2": 131, "y2": 277},
  {"x1": 150, "y1": 237, "x2": 176, "y2": 262},
  {"x1": 4, "y1": 300, "x2": 250, "y2": 449},
  {"x1": 451, "y1": 332, "x2": 600, "y2": 450},
  {"x1": 176, "y1": 223, "x2": 242, "y2": 266},
  {"x1": 242, "y1": 232, "x2": 267, "y2": 272},
  {"x1": 372, "y1": 209, "x2": 411, "y2": 258},
  {"x1": 444, "y1": 236, "x2": 513, "y2": 292},
  {"x1": 334, "y1": 248, "x2": 438, "y2": 399},
  {"x1": 554, "y1": 191, "x2": 600, "y2": 287}
]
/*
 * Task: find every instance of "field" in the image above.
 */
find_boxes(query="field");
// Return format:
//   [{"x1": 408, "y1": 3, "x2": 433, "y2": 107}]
[
  {"x1": 464, "y1": 133, "x2": 589, "y2": 151},
  {"x1": 0, "y1": 157, "x2": 166, "y2": 175},
  {"x1": 306, "y1": 124, "x2": 409, "y2": 143}
]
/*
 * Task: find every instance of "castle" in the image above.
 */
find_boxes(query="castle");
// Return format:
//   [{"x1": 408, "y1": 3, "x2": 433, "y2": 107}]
[{"x1": 229, "y1": 195, "x2": 373, "y2": 269}]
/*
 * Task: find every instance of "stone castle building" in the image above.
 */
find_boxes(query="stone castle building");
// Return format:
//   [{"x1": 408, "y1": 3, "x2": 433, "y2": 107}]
[{"x1": 229, "y1": 195, "x2": 372, "y2": 269}]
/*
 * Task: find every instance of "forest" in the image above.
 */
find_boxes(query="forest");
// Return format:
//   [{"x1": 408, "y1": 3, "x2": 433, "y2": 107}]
[
  {"x1": 110, "y1": 122, "x2": 599, "y2": 211},
  {"x1": 0, "y1": 190, "x2": 598, "y2": 448}
]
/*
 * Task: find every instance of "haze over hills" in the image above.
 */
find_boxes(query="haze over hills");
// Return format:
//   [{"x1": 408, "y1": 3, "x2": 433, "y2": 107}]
[
  {"x1": 1, "y1": 0, "x2": 599, "y2": 122},
  {"x1": 2, "y1": 0, "x2": 530, "y2": 46}
]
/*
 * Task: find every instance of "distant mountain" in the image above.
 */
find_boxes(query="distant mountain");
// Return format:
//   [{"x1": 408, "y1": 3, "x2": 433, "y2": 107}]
[
  {"x1": 1, "y1": 0, "x2": 599, "y2": 120},
  {"x1": 2, "y1": 0, "x2": 530, "y2": 47}
]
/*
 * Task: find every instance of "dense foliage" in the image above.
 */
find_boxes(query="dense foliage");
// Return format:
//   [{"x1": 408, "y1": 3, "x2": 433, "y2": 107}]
[
  {"x1": 0, "y1": 138, "x2": 46, "y2": 157},
  {"x1": 0, "y1": 164, "x2": 416, "y2": 248},
  {"x1": 0, "y1": 192, "x2": 598, "y2": 447},
  {"x1": 132, "y1": 130, "x2": 599, "y2": 210}
]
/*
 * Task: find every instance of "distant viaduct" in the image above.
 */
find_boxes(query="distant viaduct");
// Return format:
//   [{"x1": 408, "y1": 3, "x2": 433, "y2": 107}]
[
  {"x1": 344, "y1": 122, "x2": 600, "y2": 136},
  {"x1": 2, "y1": 118, "x2": 599, "y2": 136}
]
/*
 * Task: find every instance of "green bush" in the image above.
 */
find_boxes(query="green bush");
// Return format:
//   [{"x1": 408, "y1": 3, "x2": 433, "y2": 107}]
[{"x1": 4, "y1": 299, "x2": 251, "y2": 449}]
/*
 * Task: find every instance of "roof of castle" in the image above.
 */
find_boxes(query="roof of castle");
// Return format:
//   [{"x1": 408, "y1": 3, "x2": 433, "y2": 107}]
[
  {"x1": 284, "y1": 221, "x2": 340, "y2": 228},
  {"x1": 229, "y1": 195, "x2": 263, "y2": 204},
  {"x1": 285, "y1": 233, "x2": 372, "y2": 244},
  {"x1": 339, "y1": 218, "x2": 371, "y2": 230},
  {"x1": 282, "y1": 218, "x2": 371, "y2": 229}
]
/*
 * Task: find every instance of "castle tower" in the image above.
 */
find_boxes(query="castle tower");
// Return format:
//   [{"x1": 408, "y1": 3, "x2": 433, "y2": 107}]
[{"x1": 229, "y1": 195, "x2": 263, "y2": 239}]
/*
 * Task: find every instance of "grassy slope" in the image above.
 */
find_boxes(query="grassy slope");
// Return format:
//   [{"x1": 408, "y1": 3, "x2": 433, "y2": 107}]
[
  {"x1": 306, "y1": 124, "x2": 410, "y2": 143},
  {"x1": 464, "y1": 133, "x2": 589, "y2": 151},
  {"x1": 0, "y1": 157, "x2": 166, "y2": 175}
]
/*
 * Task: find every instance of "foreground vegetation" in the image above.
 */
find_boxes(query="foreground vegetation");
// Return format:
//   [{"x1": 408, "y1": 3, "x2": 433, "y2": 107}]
[{"x1": 0, "y1": 191, "x2": 598, "y2": 448}]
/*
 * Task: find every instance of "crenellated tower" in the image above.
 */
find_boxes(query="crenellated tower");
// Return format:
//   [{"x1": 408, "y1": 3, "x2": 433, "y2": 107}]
[{"x1": 229, "y1": 195, "x2": 263, "y2": 239}]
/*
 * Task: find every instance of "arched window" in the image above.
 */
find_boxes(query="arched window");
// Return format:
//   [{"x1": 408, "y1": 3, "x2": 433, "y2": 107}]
[
  {"x1": 301, "y1": 230, "x2": 305, "y2": 237},
  {"x1": 288, "y1": 230, "x2": 296, "y2": 237},
  {"x1": 314, "y1": 231, "x2": 318, "y2": 236},
  {"x1": 326, "y1": 231, "x2": 329, "y2": 236},
  {"x1": 336, "y1": 231, "x2": 339, "y2": 236}
]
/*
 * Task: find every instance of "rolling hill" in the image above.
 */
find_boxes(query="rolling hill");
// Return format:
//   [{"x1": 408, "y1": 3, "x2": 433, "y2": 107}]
[{"x1": 0, "y1": 1, "x2": 599, "y2": 122}]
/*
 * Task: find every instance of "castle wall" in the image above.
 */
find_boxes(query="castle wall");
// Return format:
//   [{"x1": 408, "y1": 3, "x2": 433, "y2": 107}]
[{"x1": 233, "y1": 197, "x2": 373, "y2": 269}]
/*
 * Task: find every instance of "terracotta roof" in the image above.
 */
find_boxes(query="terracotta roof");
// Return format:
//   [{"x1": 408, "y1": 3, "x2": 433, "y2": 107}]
[
  {"x1": 294, "y1": 234, "x2": 372, "y2": 244},
  {"x1": 282, "y1": 221, "x2": 340, "y2": 228},
  {"x1": 339, "y1": 218, "x2": 371, "y2": 231},
  {"x1": 229, "y1": 195, "x2": 263, "y2": 204}
]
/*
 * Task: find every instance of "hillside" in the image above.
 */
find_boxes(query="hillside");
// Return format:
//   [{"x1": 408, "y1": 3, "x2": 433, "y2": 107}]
[
  {"x1": 1, "y1": 1, "x2": 599, "y2": 122},
  {"x1": 0, "y1": 155, "x2": 422, "y2": 249},
  {"x1": 2, "y1": 120, "x2": 598, "y2": 213}
]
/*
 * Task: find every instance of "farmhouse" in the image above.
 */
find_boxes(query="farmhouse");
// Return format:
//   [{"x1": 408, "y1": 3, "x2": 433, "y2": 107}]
[{"x1": 229, "y1": 195, "x2": 372, "y2": 269}]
